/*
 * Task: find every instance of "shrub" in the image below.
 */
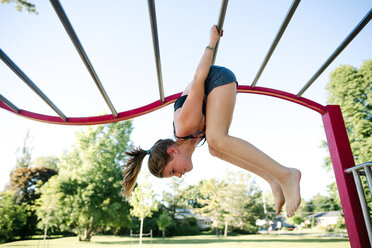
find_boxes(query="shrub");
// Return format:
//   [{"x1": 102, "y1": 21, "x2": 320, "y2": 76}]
[
  {"x1": 174, "y1": 224, "x2": 200, "y2": 236},
  {"x1": 244, "y1": 223, "x2": 259, "y2": 234},
  {"x1": 326, "y1": 225, "x2": 335, "y2": 233},
  {"x1": 0, "y1": 192, "x2": 28, "y2": 242}
]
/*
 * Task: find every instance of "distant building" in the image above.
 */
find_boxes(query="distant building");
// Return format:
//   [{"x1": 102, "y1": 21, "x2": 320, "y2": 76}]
[
  {"x1": 256, "y1": 215, "x2": 294, "y2": 230},
  {"x1": 175, "y1": 208, "x2": 213, "y2": 230},
  {"x1": 305, "y1": 211, "x2": 343, "y2": 227},
  {"x1": 195, "y1": 215, "x2": 213, "y2": 230}
]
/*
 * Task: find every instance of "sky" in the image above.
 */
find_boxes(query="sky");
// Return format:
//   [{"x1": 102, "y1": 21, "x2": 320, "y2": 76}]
[{"x1": 0, "y1": 0, "x2": 371, "y2": 201}]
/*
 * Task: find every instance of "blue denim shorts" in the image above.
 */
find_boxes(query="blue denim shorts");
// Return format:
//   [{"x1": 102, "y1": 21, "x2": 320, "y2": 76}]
[
  {"x1": 205, "y1": 65, "x2": 238, "y2": 96},
  {"x1": 174, "y1": 66, "x2": 237, "y2": 115}
]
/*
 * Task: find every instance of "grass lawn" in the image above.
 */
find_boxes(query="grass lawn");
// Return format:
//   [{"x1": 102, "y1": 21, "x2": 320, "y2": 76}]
[{"x1": 0, "y1": 233, "x2": 350, "y2": 248}]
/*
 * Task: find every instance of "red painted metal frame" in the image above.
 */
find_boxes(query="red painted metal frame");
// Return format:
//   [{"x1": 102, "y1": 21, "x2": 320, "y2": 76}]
[
  {"x1": 0, "y1": 85, "x2": 368, "y2": 246},
  {"x1": 0, "y1": 93, "x2": 181, "y2": 125},
  {"x1": 0, "y1": 85, "x2": 326, "y2": 125},
  {"x1": 322, "y1": 105, "x2": 369, "y2": 247},
  {"x1": 238, "y1": 86, "x2": 326, "y2": 114}
]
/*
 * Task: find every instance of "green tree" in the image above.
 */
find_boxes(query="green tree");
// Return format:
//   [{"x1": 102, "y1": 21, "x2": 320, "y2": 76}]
[
  {"x1": 162, "y1": 177, "x2": 185, "y2": 219},
  {"x1": 180, "y1": 181, "x2": 206, "y2": 209},
  {"x1": 35, "y1": 175, "x2": 64, "y2": 237},
  {"x1": 129, "y1": 175, "x2": 158, "y2": 248},
  {"x1": 195, "y1": 173, "x2": 264, "y2": 235},
  {"x1": 325, "y1": 59, "x2": 371, "y2": 167},
  {"x1": 220, "y1": 172, "x2": 243, "y2": 236},
  {"x1": 5, "y1": 131, "x2": 57, "y2": 239},
  {"x1": 261, "y1": 191, "x2": 279, "y2": 218},
  {"x1": 32, "y1": 155, "x2": 59, "y2": 172},
  {"x1": 9, "y1": 167, "x2": 57, "y2": 238},
  {"x1": 304, "y1": 193, "x2": 341, "y2": 213},
  {"x1": 239, "y1": 185, "x2": 265, "y2": 233},
  {"x1": 36, "y1": 122, "x2": 133, "y2": 241},
  {"x1": 324, "y1": 59, "x2": 372, "y2": 214},
  {"x1": 311, "y1": 216, "x2": 316, "y2": 229},
  {"x1": 160, "y1": 178, "x2": 203, "y2": 237},
  {"x1": 195, "y1": 178, "x2": 226, "y2": 235},
  {"x1": 7, "y1": 167, "x2": 57, "y2": 204},
  {"x1": 0, "y1": 191, "x2": 28, "y2": 242},
  {"x1": 223, "y1": 172, "x2": 264, "y2": 235},
  {"x1": 157, "y1": 211, "x2": 172, "y2": 239},
  {"x1": 326, "y1": 182, "x2": 342, "y2": 209},
  {"x1": 291, "y1": 198, "x2": 312, "y2": 227},
  {"x1": 14, "y1": 130, "x2": 32, "y2": 169},
  {"x1": 292, "y1": 215, "x2": 304, "y2": 226},
  {"x1": 1, "y1": 0, "x2": 37, "y2": 13}
]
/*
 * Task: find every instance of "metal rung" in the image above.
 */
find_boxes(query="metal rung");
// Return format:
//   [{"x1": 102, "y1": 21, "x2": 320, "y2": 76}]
[
  {"x1": 147, "y1": 0, "x2": 165, "y2": 103},
  {"x1": 297, "y1": 8, "x2": 372, "y2": 98},
  {"x1": 212, "y1": 0, "x2": 229, "y2": 65},
  {"x1": 364, "y1": 165, "x2": 372, "y2": 198},
  {"x1": 251, "y1": 0, "x2": 300, "y2": 87},
  {"x1": 346, "y1": 162, "x2": 372, "y2": 174},
  {"x1": 50, "y1": 0, "x2": 118, "y2": 117},
  {"x1": 0, "y1": 94, "x2": 19, "y2": 113},
  {"x1": 0, "y1": 49, "x2": 67, "y2": 121},
  {"x1": 346, "y1": 161, "x2": 372, "y2": 247}
]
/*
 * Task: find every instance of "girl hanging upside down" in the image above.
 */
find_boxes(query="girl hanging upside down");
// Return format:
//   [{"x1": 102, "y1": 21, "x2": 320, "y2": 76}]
[{"x1": 122, "y1": 25, "x2": 301, "y2": 217}]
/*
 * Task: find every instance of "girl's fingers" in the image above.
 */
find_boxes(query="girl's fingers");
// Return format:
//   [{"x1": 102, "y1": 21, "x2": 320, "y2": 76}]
[{"x1": 212, "y1": 25, "x2": 223, "y2": 37}]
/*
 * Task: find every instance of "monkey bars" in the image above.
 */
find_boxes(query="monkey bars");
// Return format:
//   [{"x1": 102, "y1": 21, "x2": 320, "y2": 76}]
[
  {"x1": 1, "y1": 1, "x2": 372, "y2": 247},
  {"x1": 0, "y1": 86, "x2": 326, "y2": 125}
]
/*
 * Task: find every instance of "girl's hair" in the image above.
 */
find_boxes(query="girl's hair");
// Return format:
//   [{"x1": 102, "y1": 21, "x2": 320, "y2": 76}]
[{"x1": 121, "y1": 138, "x2": 176, "y2": 199}]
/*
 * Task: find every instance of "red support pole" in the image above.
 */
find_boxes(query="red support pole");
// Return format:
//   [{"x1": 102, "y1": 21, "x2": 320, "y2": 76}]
[{"x1": 322, "y1": 105, "x2": 369, "y2": 248}]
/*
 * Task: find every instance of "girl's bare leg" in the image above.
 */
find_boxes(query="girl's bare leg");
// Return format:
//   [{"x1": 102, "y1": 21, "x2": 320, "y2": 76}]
[
  {"x1": 209, "y1": 146, "x2": 285, "y2": 214},
  {"x1": 205, "y1": 82, "x2": 301, "y2": 217}
]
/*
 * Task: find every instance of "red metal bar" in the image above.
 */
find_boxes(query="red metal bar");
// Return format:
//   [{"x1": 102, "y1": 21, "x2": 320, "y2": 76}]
[
  {"x1": 0, "y1": 86, "x2": 326, "y2": 125},
  {"x1": 322, "y1": 105, "x2": 369, "y2": 248},
  {"x1": 0, "y1": 93, "x2": 181, "y2": 125},
  {"x1": 238, "y1": 85, "x2": 326, "y2": 114}
]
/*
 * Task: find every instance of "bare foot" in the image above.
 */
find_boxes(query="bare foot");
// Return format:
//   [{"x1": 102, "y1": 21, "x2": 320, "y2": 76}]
[
  {"x1": 280, "y1": 168, "x2": 301, "y2": 217},
  {"x1": 270, "y1": 180, "x2": 285, "y2": 214}
]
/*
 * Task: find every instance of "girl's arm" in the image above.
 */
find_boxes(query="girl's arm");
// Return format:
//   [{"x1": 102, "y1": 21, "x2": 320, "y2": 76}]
[{"x1": 175, "y1": 25, "x2": 220, "y2": 135}]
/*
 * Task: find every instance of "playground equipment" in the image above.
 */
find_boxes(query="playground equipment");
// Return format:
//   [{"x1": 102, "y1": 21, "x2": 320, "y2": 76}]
[
  {"x1": 130, "y1": 229, "x2": 153, "y2": 248},
  {"x1": 346, "y1": 162, "x2": 372, "y2": 246},
  {"x1": 0, "y1": 0, "x2": 371, "y2": 247}
]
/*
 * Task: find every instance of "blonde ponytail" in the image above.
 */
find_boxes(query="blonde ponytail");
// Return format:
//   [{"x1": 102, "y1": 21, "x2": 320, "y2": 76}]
[{"x1": 121, "y1": 147, "x2": 147, "y2": 200}]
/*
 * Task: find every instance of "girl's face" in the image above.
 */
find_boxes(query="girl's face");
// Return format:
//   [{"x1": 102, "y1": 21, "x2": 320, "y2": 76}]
[{"x1": 162, "y1": 148, "x2": 193, "y2": 178}]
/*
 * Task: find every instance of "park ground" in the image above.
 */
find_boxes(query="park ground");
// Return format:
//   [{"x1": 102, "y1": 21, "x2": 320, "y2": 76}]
[{"x1": 0, "y1": 232, "x2": 350, "y2": 248}]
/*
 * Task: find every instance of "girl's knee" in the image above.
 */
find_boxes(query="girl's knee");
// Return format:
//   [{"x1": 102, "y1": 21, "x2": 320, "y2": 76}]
[
  {"x1": 206, "y1": 132, "x2": 228, "y2": 153},
  {"x1": 208, "y1": 145, "x2": 221, "y2": 157}
]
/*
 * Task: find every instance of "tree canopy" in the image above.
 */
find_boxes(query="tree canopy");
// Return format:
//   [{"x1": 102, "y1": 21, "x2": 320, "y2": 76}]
[
  {"x1": 193, "y1": 171, "x2": 264, "y2": 235},
  {"x1": 129, "y1": 174, "x2": 158, "y2": 247},
  {"x1": 0, "y1": 0, "x2": 37, "y2": 14},
  {"x1": 325, "y1": 59, "x2": 372, "y2": 167},
  {"x1": 36, "y1": 122, "x2": 133, "y2": 241},
  {"x1": 157, "y1": 212, "x2": 172, "y2": 238},
  {"x1": 4, "y1": 131, "x2": 57, "y2": 239},
  {"x1": 324, "y1": 59, "x2": 371, "y2": 215},
  {"x1": 0, "y1": 191, "x2": 28, "y2": 242}
]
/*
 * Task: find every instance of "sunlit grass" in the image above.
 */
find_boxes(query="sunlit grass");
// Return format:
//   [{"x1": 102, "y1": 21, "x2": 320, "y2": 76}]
[{"x1": 0, "y1": 233, "x2": 350, "y2": 248}]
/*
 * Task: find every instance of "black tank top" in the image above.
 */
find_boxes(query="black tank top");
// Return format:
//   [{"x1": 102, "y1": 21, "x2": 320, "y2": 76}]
[
  {"x1": 174, "y1": 95, "x2": 206, "y2": 115},
  {"x1": 173, "y1": 95, "x2": 206, "y2": 145}
]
